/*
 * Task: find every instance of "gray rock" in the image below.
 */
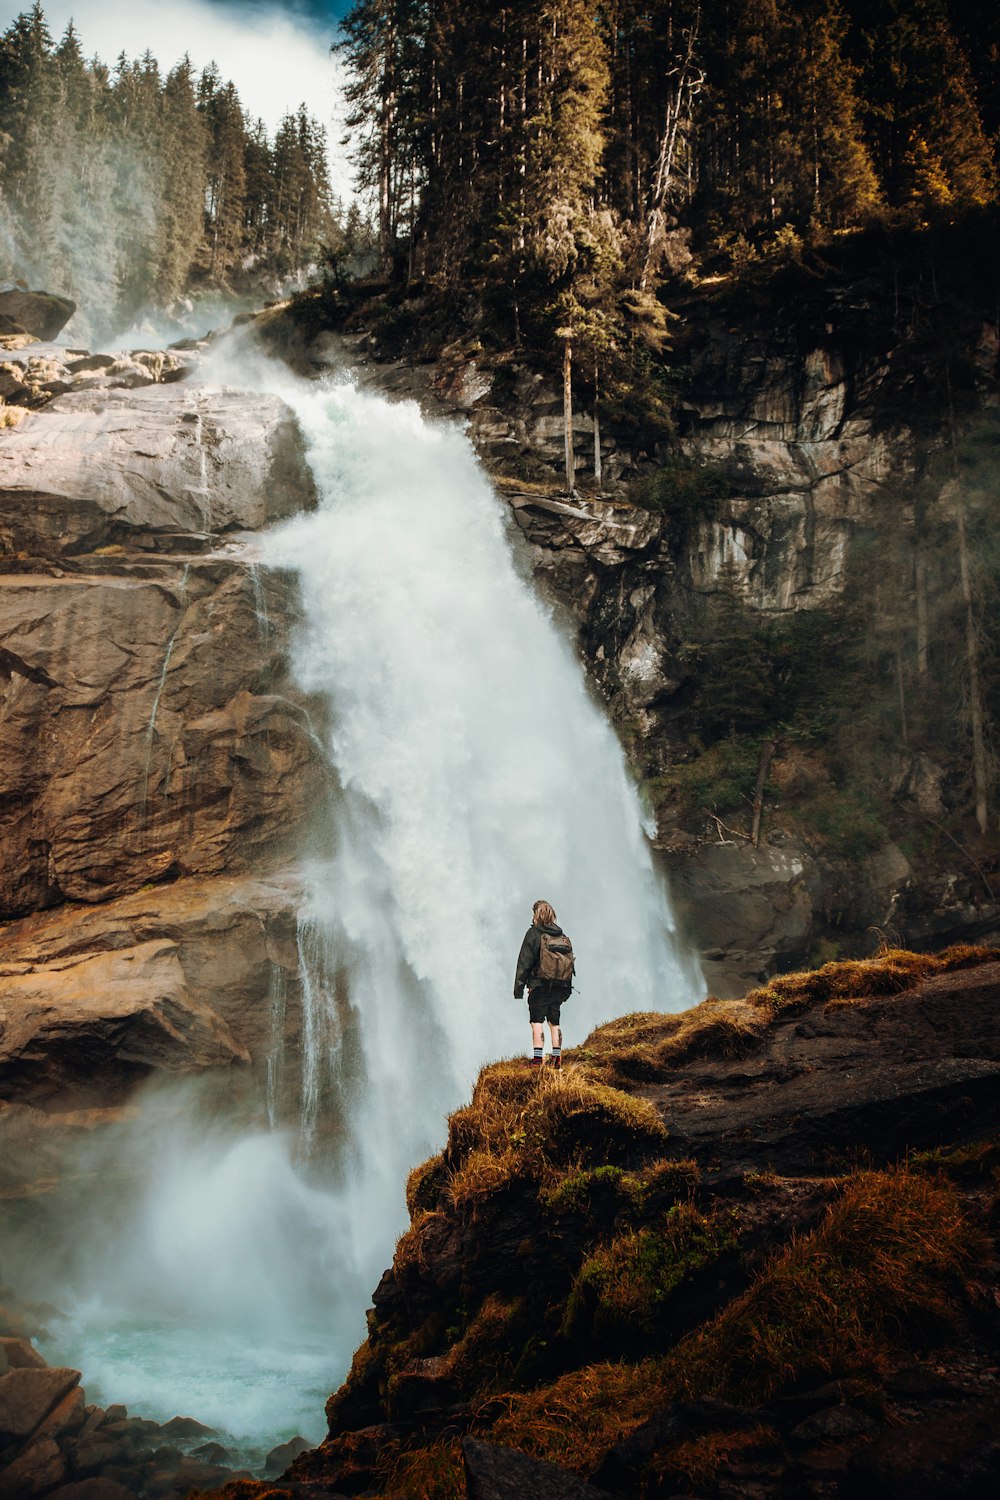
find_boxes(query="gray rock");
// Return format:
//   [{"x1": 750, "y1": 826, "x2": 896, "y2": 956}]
[
  {"x1": 462, "y1": 1437, "x2": 614, "y2": 1500},
  {"x1": 790, "y1": 1404, "x2": 876, "y2": 1444},
  {"x1": 0, "y1": 385, "x2": 317, "y2": 557}
]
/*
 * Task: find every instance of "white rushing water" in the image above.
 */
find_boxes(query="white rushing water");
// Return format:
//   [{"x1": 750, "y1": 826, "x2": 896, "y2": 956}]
[{"x1": 40, "y1": 347, "x2": 703, "y2": 1461}]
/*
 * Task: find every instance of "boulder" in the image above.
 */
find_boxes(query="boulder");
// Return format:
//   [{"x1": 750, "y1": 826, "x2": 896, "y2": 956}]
[
  {"x1": 192, "y1": 1441, "x2": 233, "y2": 1464},
  {"x1": 0, "y1": 289, "x2": 75, "y2": 341},
  {"x1": 0, "y1": 384, "x2": 316, "y2": 557},
  {"x1": 156, "y1": 1415, "x2": 216, "y2": 1441},
  {"x1": 0, "y1": 1338, "x2": 46, "y2": 1371},
  {"x1": 0, "y1": 1366, "x2": 80, "y2": 1439},
  {"x1": 264, "y1": 1434, "x2": 312, "y2": 1474},
  {"x1": 31, "y1": 1384, "x2": 87, "y2": 1442},
  {"x1": 48, "y1": 1481, "x2": 133, "y2": 1500},
  {"x1": 0, "y1": 1434, "x2": 66, "y2": 1495},
  {"x1": 462, "y1": 1437, "x2": 615, "y2": 1499}
]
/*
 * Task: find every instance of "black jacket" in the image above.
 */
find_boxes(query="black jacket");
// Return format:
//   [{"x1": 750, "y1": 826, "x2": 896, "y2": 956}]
[{"x1": 514, "y1": 922, "x2": 565, "y2": 998}]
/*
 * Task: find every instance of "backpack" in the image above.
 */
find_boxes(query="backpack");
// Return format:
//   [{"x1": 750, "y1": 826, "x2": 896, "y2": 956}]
[{"x1": 537, "y1": 930, "x2": 575, "y2": 989}]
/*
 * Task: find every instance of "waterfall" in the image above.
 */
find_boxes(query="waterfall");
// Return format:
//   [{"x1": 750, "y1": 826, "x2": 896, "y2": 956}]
[
  {"x1": 250, "y1": 359, "x2": 703, "y2": 1257},
  {"x1": 37, "y1": 347, "x2": 702, "y2": 1460}
]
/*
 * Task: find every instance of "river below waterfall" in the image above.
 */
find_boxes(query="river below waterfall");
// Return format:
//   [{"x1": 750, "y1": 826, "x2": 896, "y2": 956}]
[{"x1": 35, "y1": 342, "x2": 702, "y2": 1466}]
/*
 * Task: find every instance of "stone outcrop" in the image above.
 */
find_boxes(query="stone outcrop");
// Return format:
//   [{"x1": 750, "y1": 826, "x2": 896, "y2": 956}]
[
  {"x1": 0, "y1": 288, "x2": 76, "y2": 342},
  {"x1": 286, "y1": 948, "x2": 1000, "y2": 1500},
  {"x1": 0, "y1": 354, "x2": 324, "y2": 1207},
  {"x1": 0, "y1": 384, "x2": 314, "y2": 557},
  {"x1": 0, "y1": 872, "x2": 306, "y2": 1199}
]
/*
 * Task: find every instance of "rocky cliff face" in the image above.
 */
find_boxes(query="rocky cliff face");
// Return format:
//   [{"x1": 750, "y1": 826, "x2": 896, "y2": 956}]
[
  {"x1": 337, "y1": 240, "x2": 1000, "y2": 996},
  {"x1": 0, "y1": 355, "x2": 324, "y2": 1201}
]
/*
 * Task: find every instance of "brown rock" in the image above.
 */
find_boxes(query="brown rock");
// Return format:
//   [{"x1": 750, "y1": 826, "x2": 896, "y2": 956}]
[
  {"x1": 0, "y1": 566, "x2": 322, "y2": 916},
  {"x1": 48, "y1": 1481, "x2": 133, "y2": 1500},
  {"x1": 31, "y1": 1384, "x2": 86, "y2": 1442},
  {"x1": 0, "y1": 1366, "x2": 80, "y2": 1439},
  {"x1": 0, "y1": 290, "x2": 75, "y2": 341},
  {"x1": 0, "y1": 1435, "x2": 66, "y2": 1496},
  {"x1": 156, "y1": 1415, "x2": 216, "y2": 1442},
  {"x1": 264, "y1": 1434, "x2": 312, "y2": 1475},
  {"x1": 0, "y1": 1339, "x2": 46, "y2": 1371},
  {"x1": 0, "y1": 940, "x2": 251, "y2": 1107}
]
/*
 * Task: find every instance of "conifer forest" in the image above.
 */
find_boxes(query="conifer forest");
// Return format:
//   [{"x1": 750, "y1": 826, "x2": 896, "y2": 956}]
[{"x1": 0, "y1": 2, "x2": 344, "y2": 336}]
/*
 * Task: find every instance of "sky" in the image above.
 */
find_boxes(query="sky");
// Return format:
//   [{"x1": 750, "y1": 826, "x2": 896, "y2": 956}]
[{"x1": 0, "y1": 1, "x2": 356, "y2": 197}]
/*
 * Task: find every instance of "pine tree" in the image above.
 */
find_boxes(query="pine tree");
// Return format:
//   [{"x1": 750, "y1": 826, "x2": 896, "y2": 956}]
[{"x1": 158, "y1": 57, "x2": 208, "y2": 302}]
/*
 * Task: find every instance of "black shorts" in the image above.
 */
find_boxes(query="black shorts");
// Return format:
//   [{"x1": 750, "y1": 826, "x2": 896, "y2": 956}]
[{"x1": 527, "y1": 986, "x2": 566, "y2": 1025}]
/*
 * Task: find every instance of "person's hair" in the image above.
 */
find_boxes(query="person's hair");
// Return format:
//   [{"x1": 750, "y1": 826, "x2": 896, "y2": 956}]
[{"x1": 533, "y1": 900, "x2": 557, "y2": 927}]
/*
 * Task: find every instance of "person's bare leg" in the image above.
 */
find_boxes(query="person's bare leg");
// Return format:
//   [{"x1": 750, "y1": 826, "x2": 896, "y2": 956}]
[
  {"x1": 549, "y1": 1022, "x2": 562, "y2": 1069},
  {"x1": 531, "y1": 1021, "x2": 545, "y2": 1064}
]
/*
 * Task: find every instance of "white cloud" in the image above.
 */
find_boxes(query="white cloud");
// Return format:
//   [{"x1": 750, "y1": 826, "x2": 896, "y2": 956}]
[{"x1": 0, "y1": 0, "x2": 354, "y2": 199}]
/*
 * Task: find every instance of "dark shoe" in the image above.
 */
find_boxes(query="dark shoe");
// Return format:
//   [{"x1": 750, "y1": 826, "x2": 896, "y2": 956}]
[{"x1": 551, "y1": 1055, "x2": 562, "y2": 1070}]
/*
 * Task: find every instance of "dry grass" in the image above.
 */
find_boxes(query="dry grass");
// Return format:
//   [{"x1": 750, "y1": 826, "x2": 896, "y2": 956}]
[
  {"x1": 441, "y1": 1060, "x2": 668, "y2": 1210},
  {"x1": 406, "y1": 1152, "x2": 448, "y2": 1217},
  {"x1": 746, "y1": 943, "x2": 1000, "y2": 1012},
  {"x1": 448, "y1": 1145, "x2": 531, "y2": 1207},
  {"x1": 669, "y1": 1167, "x2": 987, "y2": 1404},
  {"x1": 446, "y1": 1294, "x2": 533, "y2": 1394},
  {"x1": 488, "y1": 1358, "x2": 668, "y2": 1472},
  {"x1": 649, "y1": 1424, "x2": 781, "y2": 1493},
  {"x1": 381, "y1": 1437, "x2": 465, "y2": 1499},
  {"x1": 575, "y1": 998, "x2": 772, "y2": 1084}
]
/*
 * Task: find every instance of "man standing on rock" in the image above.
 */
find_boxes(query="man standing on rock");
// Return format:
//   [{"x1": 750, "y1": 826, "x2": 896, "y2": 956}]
[{"x1": 513, "y1": 900, "x2": 575, "y2": 1068}]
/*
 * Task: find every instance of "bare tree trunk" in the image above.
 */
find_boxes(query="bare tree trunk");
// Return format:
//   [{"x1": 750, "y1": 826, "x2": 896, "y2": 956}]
[
  {"x1": 593, "y1": 363, "x2": 602, "y2": 488},
  {"x1": 563, "y1": 334, "x2": 575, "y2": 495},
  {"x1": 750, "y1": 737, "x2": 778, "y2": 848},
  {"x1": 640, "y1": 9, "x2": 703, "y2": 290}
]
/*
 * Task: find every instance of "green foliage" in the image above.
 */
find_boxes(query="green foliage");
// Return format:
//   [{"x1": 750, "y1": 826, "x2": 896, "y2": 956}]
[
  {"x1": 652, "y1": 739, "x2": 761, "y2": 820},
  {"x1": 562, "y1": 1203, "x2": 738, "y2": 1350},
  {"x1": 632, "y1": 456, "x2": 733, "y2": 527}
]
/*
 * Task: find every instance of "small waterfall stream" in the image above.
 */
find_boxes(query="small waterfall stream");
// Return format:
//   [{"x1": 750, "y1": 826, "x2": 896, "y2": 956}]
[{"x1": 42, "y1": 348, "x2": 703, "y2": 1464}]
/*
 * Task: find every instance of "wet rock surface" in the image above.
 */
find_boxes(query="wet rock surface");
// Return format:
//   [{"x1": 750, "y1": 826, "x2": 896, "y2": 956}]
[{"x1": 0, "y1": 1331, "x2": 253, "y2": 1499}]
